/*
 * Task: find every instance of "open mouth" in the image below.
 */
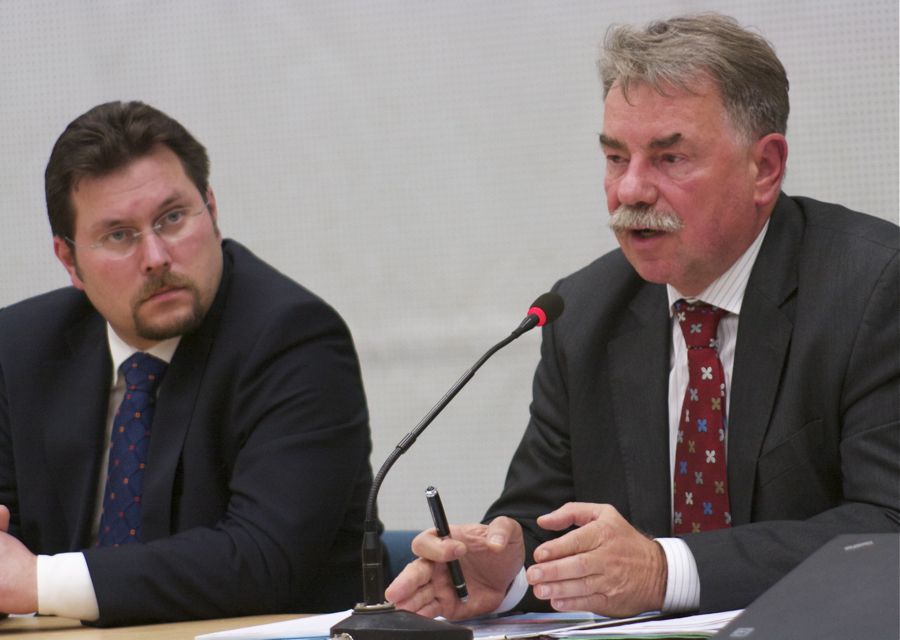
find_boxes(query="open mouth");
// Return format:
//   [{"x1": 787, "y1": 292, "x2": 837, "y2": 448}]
[{"x1": 633, "y1": 228, "x2": 664, "y2": 238}]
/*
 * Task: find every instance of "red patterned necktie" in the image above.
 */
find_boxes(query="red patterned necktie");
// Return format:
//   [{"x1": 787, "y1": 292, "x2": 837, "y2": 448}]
[
  {"x1": 672, "y1": 300, "x2": 731, "y2": 534},
  {"x1": 97, "y1": 352, "x2": 167, "y2": 546}
]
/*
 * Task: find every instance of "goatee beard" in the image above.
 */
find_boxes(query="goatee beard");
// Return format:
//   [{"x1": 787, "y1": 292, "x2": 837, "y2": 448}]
[{"x1": 131, "y1": 272, "x2": 206, "y2": 341}]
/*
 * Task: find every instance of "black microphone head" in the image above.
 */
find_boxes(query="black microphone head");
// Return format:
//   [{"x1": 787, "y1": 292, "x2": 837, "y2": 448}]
[{"x1": 527, "y1": 292, "x2": 564, "y2": 327}]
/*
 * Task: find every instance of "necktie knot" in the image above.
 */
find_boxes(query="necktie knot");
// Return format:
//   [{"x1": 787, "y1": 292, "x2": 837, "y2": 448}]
[
  {"x1": 121, "y1": 352, "x2": 168, "y2": 392},
  {"x1": 674, "y1": 300, "x2": 726, "y2": 350}
]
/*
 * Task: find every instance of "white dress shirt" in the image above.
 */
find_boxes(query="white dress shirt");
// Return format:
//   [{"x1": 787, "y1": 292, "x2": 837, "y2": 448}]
[
  {"x1": 497, "y1": 221, "x2": 769, "y2": 614},
  {"x1": 36, "y1": 327, "x2": 178, "y2": 620},
  {"x1": 658, "y1": 220, "x2": 768, "y2": 611}
]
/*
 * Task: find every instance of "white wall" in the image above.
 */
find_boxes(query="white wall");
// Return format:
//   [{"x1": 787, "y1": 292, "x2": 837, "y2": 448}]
[{"x1": 1, "y1": 0, "x2": 897, "y2": 531}]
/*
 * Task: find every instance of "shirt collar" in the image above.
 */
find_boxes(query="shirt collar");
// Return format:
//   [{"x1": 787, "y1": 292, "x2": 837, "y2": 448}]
[
  {"x1": 667, "y1": 220, "x2": 770, "y2": 317},
  {"x1": 107, "y1": 324, "x2": 180, "y2": 383}
]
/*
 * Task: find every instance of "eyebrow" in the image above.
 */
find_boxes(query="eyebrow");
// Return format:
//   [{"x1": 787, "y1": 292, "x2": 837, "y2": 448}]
[
  {"x1": 649, "y1": 133, "x2": 683, "y2": 149},
  {"x1": 598, "y1": 133, "x2": 623, "y2": 149},
  {"x1": 598, "y1": 132, "x2": 684, "y2": 150}
]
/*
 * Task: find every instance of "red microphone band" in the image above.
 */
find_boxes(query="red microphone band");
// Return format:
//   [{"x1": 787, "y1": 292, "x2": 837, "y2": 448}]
[{"x1": 528, "y1": 306, "x2": 548, "y2": 327}]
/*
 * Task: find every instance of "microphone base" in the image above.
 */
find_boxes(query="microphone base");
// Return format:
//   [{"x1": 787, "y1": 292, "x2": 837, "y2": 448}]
[{"x1": 330, "y1": 602, "x2": 473, "y2": 639}]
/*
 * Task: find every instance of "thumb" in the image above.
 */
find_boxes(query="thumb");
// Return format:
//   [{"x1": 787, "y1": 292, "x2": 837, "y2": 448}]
[{"x1": 485, "y1": 516, "x2": 523, "y2": 550}]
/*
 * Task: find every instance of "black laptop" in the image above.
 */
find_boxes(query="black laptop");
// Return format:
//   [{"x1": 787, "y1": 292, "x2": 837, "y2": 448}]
[{"x1": 715, "y1": 533, "x2": 899, "y2": 639}]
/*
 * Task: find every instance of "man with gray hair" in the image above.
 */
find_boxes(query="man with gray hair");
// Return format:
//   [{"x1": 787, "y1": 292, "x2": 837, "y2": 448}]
[{"x1": 387, "y1": 13, "x2": 898, "y2": 618}]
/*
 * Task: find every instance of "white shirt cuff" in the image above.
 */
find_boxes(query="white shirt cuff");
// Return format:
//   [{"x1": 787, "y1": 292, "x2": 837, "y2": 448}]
[
  {"x1": 491, "y1": 566, "x2": 529, "y2": 614},
  {"x1": 654, "y1": 537, "x2": 700, "y2": 612},
  {"x1": 37, "y1": 553, "x2": 100, "y2": 621}
]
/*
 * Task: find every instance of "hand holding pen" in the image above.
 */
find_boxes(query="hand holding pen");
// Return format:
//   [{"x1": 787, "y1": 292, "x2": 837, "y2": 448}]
[{"x1": 425, "y1": 486, "x2": 469, "y2": 602}]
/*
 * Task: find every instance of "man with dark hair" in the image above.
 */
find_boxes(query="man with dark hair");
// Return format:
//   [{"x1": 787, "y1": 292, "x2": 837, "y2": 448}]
[
  {"x1": 387, "y1": 13, "x2": 899, "y2": 619},
  {"x1": 0, "y1": 101, "x2": 375, "y2": 626}
]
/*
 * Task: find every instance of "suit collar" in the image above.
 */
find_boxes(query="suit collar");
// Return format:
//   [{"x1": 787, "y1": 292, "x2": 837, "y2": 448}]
[{"x1": 107, "y1": 326, "x2": 180, "y2": 371}]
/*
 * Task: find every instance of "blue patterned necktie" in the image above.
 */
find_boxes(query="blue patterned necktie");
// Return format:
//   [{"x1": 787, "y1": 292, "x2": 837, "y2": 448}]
[
  {"x1": 97, "y1": 352, "x2": 167, "y2": 547},
  {"x1": 672, "y1": 300, "x2": 731, "y2": 534}
]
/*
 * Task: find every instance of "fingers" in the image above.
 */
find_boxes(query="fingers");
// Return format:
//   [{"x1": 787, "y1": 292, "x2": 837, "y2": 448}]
[
  {"x1": 0, "y1": 506, "x2": 9, "y2": 532},
  {"x1": 525, "y1": 505, "x2": 667, "y2": 617},
  {"x1": 386, "y1": 519, "x2": 527, "y2": 621},
  {"x1": 534, "y1": 504, "x2": 620, "y2": 563},
  {"x1": 546, "y1": 593, "x2": 611, "y2": 613},
  {"x1": 537, "y1": 502, "x2": 612, "y2": 532},
  {"x1": 387, "y1": 524, "x2": 483, "y2": 619},
  {"x1": 385, "y1": 557, "x2": 445, "y2": 615},
  {"x1": 410, "y1": 525, "x2": 472, "y2": 562},
  {"x1": 528, "y1": 543, "x2": 666, "y2": 617},
  {"x1": 385, "y1": 556, "x2": 432, "y2": 603}
]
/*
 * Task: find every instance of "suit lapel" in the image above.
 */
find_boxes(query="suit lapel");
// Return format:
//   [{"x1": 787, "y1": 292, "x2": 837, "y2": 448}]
[
  {"x1": 607, "y1": 283, "x2": 672, "y2": 535},
  {"x1": 44, "y1": 311, "x2": 111, "y2": 548},
  {"x1": 727, "y1": 195, "x2": 800, "y2": 524}
]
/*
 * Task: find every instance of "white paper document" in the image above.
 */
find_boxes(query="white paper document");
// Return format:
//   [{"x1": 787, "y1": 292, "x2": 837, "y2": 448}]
[
  {"x1": 195, "y1": 610, "x2": 350, "y2": 639},
  {"x1": 547, "y1": 609, "x2": 742, "y2": 637}
]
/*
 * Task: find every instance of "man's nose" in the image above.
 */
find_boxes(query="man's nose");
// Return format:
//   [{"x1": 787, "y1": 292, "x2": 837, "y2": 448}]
[
  {"x1": 137, "y1": 231, "x2": 172, "y2": 273},
  {"x1": 615, "y1": 159, "x2": 659, "y2": 206}
]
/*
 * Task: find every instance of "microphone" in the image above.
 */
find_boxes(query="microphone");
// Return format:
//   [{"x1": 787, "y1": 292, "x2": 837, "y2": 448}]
[
  {"x1": 513, "y1": 291, "x2": 565, "y2": 336},
  {"x1": 330, "y1": 292, "x2": 564, "y2": 640}
]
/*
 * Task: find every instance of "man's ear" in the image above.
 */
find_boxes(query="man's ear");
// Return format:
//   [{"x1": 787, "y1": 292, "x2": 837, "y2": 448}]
[
  {"x1": 752, "y1": 133, "x2": 788, "y2": 208},
  {"x1": 205, "y1": 187, "x2": 221, "y2": 237},
  {"x1": 53, "y1": 236, "x2": 86, "y2": 290}
]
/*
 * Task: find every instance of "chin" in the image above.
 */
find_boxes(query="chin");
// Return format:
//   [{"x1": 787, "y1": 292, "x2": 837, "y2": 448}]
[
  {"x1": 624, "y1": 258, "x2": 673, "y2": 287},
  {"x1": 134, "y1": 306, "x2": 204, "y2": 342}
]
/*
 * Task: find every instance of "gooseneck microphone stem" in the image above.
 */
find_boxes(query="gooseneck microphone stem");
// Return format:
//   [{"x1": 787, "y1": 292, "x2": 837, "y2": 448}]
[
  {"x1": 360, "y1": 323, "x2": 533, "y2": 605},
  {"x1": 332, "y1": 292, "x2": 563, "y2": 639}
]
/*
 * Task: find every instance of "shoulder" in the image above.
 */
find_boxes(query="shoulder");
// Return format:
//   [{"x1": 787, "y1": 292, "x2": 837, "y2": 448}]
[
  {"x1": 0, "y1": 288, "x2": 103, "y2": 382},
  {"x1": 210, "y1": 240, "x2": 354, "y2": 350},
  {"x1": 548, "y1": 248, "x2": 664, "y2": 342},
  {"x1": 557, "y1": 247, "x2": 659, "y2": 308},
  {"x1": 789, "y1": 196, "x2": 898, "y2": 255},
  {"x1": 1, "y1": 286, "x2": 88, "y2": 321},
  {"x1": 555, "y1": 249, "x2": 642, "y2": 299},
  {"x1": 754, "y1": 195, "x2": 897, "y2": 301},
  {"x1": 785, "y1": 197, "x2": 898, "y2": 296},
  {"x1": 220, "y1": 240, "x2": 345, "y2": 324},
  {"x1": 0, "y1": 287, "x2": 95, "y2": 345}
]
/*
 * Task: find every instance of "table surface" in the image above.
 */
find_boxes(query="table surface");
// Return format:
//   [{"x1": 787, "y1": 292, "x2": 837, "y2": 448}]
[{"x1": 0, "y1": 613, "x2": 303, "y2": 639}]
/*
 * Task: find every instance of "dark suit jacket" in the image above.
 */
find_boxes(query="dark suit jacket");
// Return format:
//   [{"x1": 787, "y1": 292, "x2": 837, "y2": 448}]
[
  {"x1": 485, "y1": 194, "x2": 899, "y2": 612},
  {"x1": 0, "y1": 240, "x2": 374, "y2": 626}
]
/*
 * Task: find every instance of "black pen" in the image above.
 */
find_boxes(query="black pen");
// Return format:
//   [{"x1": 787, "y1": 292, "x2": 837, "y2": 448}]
[{"x1": 425, "y1": 485, "x2": 469, "y2": 602}]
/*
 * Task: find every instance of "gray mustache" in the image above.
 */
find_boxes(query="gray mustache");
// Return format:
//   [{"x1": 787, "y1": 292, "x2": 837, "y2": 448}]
[{"x1": 608, "y1": 205, "x2": 684, "y2": 233}]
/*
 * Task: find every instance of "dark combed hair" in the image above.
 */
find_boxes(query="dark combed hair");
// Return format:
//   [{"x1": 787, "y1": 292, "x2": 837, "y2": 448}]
[
  {"x1": 598, "y1": 13, "x2": 789, "y2": 141},
  {"x1": 45, "y1": 101, "x2": 210, "y2": 240}
]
